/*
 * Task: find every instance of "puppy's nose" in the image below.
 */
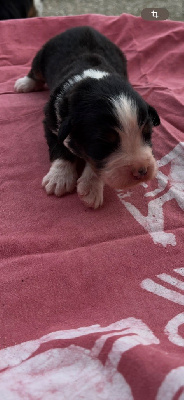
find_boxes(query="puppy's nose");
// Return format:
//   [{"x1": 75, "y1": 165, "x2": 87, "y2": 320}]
[
  {"x1": 132, "y1": 167, "x2": 147, "y2": 179},
  {"x1": 138, "y1": 167, "x2": 147, "y2": 176}
]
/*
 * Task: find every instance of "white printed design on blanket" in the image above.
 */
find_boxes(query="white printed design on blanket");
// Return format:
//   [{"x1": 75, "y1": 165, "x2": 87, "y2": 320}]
[
  {"x1": 117, "y1": 142, "x2": 184, "y2": 247},
  {"x1": 0, "y1": 318, "x2": 159, "y2": 399},
  {"x1": 165, "y1": 312, "x2": 184, "y2": 347},
  {"x1": 140, "y1": 267, "x2": 184, "y2": 398},
  {"x1": 141, "y1": 267, "x2": 184, "y2": 307},
  {"x1": 141, "y1": 267, "x2": 184, "y2": 347},
  {"x1": 156, "y1": 366, "x2": 184, "y2": 400}
]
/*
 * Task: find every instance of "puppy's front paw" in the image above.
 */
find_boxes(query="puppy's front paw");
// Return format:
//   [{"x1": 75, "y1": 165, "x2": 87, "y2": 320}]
[
  {"x1": 42, "y1": 159, "x2": 77, "y2": 197},
  {"x1": 77, "y1": 177, "x2": 104, "y2": 209}
]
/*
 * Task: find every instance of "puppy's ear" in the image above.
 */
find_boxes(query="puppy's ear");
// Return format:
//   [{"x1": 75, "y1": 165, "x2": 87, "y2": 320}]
[
  {"x1": 58, "y1": 116, "x2": 72, "y2": 144},
  {"x1": 53, "y1": 89, "x2": 72, "y2": 143},
  {"x1": 147, "y1": 104, "x2": 160, "y2": 126}
]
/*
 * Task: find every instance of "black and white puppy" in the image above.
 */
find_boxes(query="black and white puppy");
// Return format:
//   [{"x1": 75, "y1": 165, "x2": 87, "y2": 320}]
[
  {"x1": 15, "y1": 26, "x2": 160, "y2": 208},
  {"x1": 0, "y1": 0, "x2": 43, "y2": 20}
]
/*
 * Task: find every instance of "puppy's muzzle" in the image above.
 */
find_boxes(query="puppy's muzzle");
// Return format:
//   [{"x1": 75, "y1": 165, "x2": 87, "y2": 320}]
[{"x1": 102, "y1": 147, "x2": 158, "y2": 189}]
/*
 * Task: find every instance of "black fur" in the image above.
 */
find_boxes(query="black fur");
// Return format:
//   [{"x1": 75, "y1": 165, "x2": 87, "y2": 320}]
[
  {"x1": 27, "y1": 26, "x2": 160, "y2": 167},
  {"x1": 0, "y1": 0, "x2": 42, "y2": 20}
]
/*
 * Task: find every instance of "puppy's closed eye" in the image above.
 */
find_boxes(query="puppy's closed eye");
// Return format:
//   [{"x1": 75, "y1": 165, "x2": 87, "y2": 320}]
[{"x1": 99, "y1": 129, "x2": 120, "y2": 144}]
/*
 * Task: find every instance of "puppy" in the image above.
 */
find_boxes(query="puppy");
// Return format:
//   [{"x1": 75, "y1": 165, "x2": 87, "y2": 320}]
[
  {"x1": 0, "y1": 0, "x2": 43, "y2": 20},
  {"x1": 14, "y1": 26, "x2": 160, "y2": 208}
]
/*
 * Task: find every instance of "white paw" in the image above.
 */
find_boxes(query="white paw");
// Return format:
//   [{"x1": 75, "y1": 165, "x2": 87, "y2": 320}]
[
  {"x1": 34, "y1": 0, "x2": 43, "y2": 16},
  {"x1": 14, "y1": 76, "x2": 36, "y2": 93},
  {"x1": 42, "y1": 159, "x2": 77, "y2": 197},
  {"x1": 77, "y1": 177, "x2": 104, "y2": 209}
]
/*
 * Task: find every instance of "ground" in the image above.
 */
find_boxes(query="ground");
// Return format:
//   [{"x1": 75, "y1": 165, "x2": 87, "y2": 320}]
[{"x1": 42, "y1": 0, "x2": 183, "y2": 21}]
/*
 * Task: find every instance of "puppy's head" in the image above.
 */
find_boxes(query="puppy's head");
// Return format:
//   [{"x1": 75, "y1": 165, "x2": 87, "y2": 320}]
[{"x1": 57, "y1": 75, "x2": 160, "y2": 189}]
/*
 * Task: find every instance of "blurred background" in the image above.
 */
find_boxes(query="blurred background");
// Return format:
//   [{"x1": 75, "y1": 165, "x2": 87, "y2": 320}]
[{"x1": 42, "y1": 0, "x2": 184, "y2": 21}]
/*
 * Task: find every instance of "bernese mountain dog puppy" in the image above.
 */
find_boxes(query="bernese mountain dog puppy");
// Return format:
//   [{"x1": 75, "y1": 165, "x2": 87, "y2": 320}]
[
  {"x1": 15, "y1": 26, "x2": 160, "y2": 208},
  {"x1": 0, "y1": 0, "x2": 43, "y2": 20}
]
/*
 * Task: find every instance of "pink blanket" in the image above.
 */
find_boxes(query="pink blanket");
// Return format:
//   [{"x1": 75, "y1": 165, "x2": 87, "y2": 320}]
[{"x1": 0, "y1": 13, "x2": 184, "y2": 399}]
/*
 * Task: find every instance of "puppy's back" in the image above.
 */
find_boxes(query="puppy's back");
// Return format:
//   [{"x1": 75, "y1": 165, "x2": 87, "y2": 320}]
[{"x1": 37, "y1": 26, "x2": 128, "y2": 89}]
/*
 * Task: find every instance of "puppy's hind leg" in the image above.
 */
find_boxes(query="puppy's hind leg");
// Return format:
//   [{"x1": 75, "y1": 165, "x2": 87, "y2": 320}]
[
  {"x1": 14, "y1": 75, "x2": 42, "y2": 93},
  {"x1": 14, "y1": 49, "x2": 45, "y2": 93}
]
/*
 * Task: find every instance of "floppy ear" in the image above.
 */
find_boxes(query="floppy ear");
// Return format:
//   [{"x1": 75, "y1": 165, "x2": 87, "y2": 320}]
[
  {"x1": 148, "y1": 104, "x2": 160, "y2": 126},
  {"x1": 58, "y1": 116, "x2": 72, "y2": 144}
]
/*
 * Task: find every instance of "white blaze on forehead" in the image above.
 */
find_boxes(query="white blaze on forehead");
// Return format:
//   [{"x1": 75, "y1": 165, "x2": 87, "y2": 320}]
[
  {"x1": 111, "y1": 94, "x2": 143, "y2": 156},
  {"x1": 112, "y1": 95, "x2": 139, "y2": 135}
]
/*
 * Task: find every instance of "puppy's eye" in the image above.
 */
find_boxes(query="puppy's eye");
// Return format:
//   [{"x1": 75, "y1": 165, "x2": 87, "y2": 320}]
[{"x1": 101, "y1": 130, "x2": 119, "y2": 144}]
